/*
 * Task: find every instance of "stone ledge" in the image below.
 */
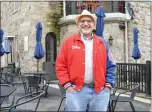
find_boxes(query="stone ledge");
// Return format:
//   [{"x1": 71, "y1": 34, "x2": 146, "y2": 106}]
[{"x1": 59, "y1": 13, "x2": 130, "y2": 26}]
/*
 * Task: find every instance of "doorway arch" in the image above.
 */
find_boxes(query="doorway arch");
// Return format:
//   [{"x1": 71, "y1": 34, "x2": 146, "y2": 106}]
[{"x1": 45, "y1": 32, "x2": 57, "y2": 62}]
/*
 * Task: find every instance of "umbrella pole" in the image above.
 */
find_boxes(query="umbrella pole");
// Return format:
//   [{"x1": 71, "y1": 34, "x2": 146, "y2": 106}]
[
  {"x1": 37, "y1": 59, "x2": 39, "y2": 72},
  {"x1": 7, "y1": 54, "x2": 8, "y2": 64},
  {"x1": 0, "y1": 56, "x2": 1, "y2": 71}
]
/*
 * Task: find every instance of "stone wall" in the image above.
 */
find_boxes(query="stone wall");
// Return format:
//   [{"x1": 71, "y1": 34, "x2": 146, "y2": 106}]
[
  {"x1": 1, "y1": 2, "x2": 62, "y2": 72},
  {"x1": 128, "y1": 2, "x2": 151, "y2": 63},
  {"x1": 59, "y1": 2, "x2": 151, "y2": 64},
  {"x1": 104, "y1": 22, "x2": 125, "y2": 63},
  {"x1": 1, "y1": 1, "x2": 151, "y2": 72}
]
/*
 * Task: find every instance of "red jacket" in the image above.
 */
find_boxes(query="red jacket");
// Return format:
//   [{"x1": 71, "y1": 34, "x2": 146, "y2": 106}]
[{"x1": 56, "y1": 33, "x2": 107, "y2": 93}]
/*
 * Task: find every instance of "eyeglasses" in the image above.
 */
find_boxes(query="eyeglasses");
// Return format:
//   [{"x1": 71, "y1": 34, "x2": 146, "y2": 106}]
[{"x1": 79, "y1": 19, "x2": 93, "y2": 24}]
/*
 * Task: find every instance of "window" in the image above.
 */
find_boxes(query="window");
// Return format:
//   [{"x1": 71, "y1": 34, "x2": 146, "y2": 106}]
[
  {"x1": 65, "y1": 1, "x2": 125, "y2": 15},
  {"x1": 11, "y1": 1, "x2": 21, "y2": 14}
]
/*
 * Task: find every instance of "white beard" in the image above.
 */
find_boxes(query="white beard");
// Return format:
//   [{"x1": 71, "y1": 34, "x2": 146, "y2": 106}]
[{"x1": 81, "y1": 28, "x2": 91, "y2": 34}]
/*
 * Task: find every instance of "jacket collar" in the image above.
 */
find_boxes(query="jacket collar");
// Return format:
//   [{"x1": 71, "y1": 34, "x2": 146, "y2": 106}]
[
  {"x1": 80, "y1": 33, "x2": 93, "y2": 40},
  {"x1": 74, "y1": 33, "x2": 103, "y2": 44}
]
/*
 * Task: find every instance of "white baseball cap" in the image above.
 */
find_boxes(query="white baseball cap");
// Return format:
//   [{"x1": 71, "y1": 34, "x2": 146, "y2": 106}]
[{"x1": 76, "y1": 9, "x2": 96, "y2": 24}]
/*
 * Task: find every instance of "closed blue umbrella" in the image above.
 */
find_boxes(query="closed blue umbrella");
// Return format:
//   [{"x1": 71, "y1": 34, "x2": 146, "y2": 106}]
[
  {"x1": 0, "y1": 29, "x2": 5, "y2": 56},
  {"x1": 132, "y1": 28, "x2": 141, "y2": 59},
  {"x1": 34, "y1": 22, "x2": 44, "y2": 72},
  {"x1": 95, "y1": 7, "x2": 106, "y2": 37}
]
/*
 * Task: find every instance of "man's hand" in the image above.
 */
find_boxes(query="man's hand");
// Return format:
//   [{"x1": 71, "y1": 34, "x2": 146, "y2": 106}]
[
  {"x1": 104, "y1": 87, "x2": 111, "y2": 92},
  {"x1": 66, "y1": 87, "x2": 75, "y2": 92}
]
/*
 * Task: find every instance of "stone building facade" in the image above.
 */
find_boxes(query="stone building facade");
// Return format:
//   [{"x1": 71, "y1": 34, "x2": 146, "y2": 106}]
[
  {"x1": 0, "y1": 1, "x2": 151, "y2": 72},
  {"x1": 127, "y1": 2, "x2": 151, "y2": 63},
  {"x1": 59, "y1": 2, "x2": 151, "y2": 64},
  {"x1": 1, "y1": 2, "x2": 62, "y2": 72}
]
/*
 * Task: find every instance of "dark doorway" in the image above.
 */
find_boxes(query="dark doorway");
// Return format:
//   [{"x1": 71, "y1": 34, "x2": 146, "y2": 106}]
[{"x1": 45, "y1": 32, "x2": 57, "y2": 63}]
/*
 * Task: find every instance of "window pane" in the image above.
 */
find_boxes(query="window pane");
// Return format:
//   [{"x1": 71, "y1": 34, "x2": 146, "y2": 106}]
[{"x1": 65, "y1": 1, "x2": 125, "y2": 15}]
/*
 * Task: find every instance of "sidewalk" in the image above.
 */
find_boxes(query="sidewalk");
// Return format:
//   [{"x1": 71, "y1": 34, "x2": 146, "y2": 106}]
[
  {"x1": 114, "y1": 92, "x2": 151, "y2": 104},
  {"x1": 13, "y1": 83, "x2": 150, "y2": 111},
  {"x1": 50, "y1": 83, "x2": 151, "y2": 104},
  {"x1": 48, "y1": 84, "x2": 151, "y2": 111}
]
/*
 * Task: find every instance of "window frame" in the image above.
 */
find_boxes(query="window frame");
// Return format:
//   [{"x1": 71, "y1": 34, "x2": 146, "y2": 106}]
[{"x1": 11, "y1": 1, "x2": 21, "y2": 14}]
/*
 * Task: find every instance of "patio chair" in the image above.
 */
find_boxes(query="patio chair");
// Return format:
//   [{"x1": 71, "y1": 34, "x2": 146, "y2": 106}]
[
  {"x1": 3, "y1": 67, "x2": 21, "y2": 77},
  {"x1": 57, "y1": 82, "x2": 66, "y2": 112},
  {"x1": 26, "y1": 75, "x2": 49, "y2": 97},
  {"x1": 110, "y1": 83, "x2": 139, "y2": 112},
  {"x1": 8, "y1": 90, "x2": 45, "y2": 112},
  {"x1": 15, "y1": 67, "x2": 21, "y2": 76},
  {"x1": 43, "y1": 62, "x2": 58, "y2": 84},
  {"x1": 0, "y1": 84, "x2": 16, "y2": 111},
  {"x1": 0, "y1": 72, "x2": 28, "y2": 94},
  {"x1": 0, "y1": 68, "x2": 21, "y2": 85},
  {"x1": 0, "y1": 72, "x2": 15, "y2": 86},
  {"x1": 5, "y1": 67, "x2": 21, "y2": 76},
  {"x1": 1, "y1": 66, "x2": 14, "y2": 73}
]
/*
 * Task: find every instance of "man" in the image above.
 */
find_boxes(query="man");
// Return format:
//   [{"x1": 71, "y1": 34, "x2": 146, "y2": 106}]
[{"x1": 56, "y1": 9, "x2": 116, "y2": 111}]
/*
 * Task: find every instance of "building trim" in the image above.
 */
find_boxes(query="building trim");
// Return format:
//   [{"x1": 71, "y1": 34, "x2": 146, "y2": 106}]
[{"x1": 59, "y1": 13, "x2": 130, "y2": 26}]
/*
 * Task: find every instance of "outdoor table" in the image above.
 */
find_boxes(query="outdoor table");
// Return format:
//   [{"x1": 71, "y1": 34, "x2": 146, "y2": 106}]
[
  {"x1": 23, "y1": 71, "x2": 50, "y2": 83},
  {"x1": 23, "y1": 71, "x2": 50, "y2": 93},
  {"x1": 23, "y1": 71, "x2": 50, "y2": 76},
  {"x1": 0, "y1": 85, "x2": 17, "y2": 106}
]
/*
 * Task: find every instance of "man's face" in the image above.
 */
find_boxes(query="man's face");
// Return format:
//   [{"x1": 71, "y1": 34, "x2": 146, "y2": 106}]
[{"x1": 77, "y1": 16, "x2": 95, "y2": 36}]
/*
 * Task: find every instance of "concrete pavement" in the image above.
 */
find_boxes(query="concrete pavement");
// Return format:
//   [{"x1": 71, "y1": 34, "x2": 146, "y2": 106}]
[{"x1": 13, "y1": 83, "x2": 150, "y2": 111}]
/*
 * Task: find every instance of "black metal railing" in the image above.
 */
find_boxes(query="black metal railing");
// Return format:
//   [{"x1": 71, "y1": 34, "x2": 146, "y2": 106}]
[
  {"x1": 66, "y1": 1, "x2": 125, "y2": 16},
  {"x1": 116, "y1": 61, "x2": 151, "y2": 96}
]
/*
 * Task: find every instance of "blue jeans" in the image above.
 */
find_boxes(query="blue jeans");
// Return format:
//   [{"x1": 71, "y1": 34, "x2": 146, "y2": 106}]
[{"x1": 65, "y1": 86, "x2": 110, "y2": 111}]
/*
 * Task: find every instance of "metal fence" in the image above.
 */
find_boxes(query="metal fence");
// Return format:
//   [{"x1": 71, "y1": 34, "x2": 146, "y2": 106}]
[{"x1": 116, "y1": 61, "x2": 151, "y2": 96}]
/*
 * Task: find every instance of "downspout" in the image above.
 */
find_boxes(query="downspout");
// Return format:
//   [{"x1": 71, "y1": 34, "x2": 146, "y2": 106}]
[
  {"x1": 0, "y1": 1, "x2": 1, "y2": 69},
  {"x1": 63, "y1": 0, "x2": 66, "y2": 20},
  {"x1": 150, "y1": 1, "x2": 152, "y2": 108},
  {"x1": 125, "y1": 21, "x2": 128, "y2": 63},
  {"x1": 125, "y1": 2, "x2": 129, "y2": 63}
]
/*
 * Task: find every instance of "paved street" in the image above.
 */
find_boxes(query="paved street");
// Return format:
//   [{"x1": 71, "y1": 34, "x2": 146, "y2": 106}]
[{"x1": 13, "y1": 84, "x2": 150, "y2": 111}]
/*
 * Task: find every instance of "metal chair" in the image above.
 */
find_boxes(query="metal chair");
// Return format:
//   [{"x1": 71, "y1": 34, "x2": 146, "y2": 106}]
[
  {"x1": 0, "y1": 84, "x2": 16, "y2": 111},
  {"x1": 8, "y1": 90, "x2": 45, "y2": 112},
  {"x1": 0, "y1": 72, "x2": 28, "y2": 94},
  {"x1": 15, "y1": 67, "x2": 21, "y2": 76},
  {"x1": 110, "y1": 83, "x2": 139, "y2": 112},
  {"x1": 0, "y1": 72, "x2": 16, "y2": 86},
  {"x1": 26, "y1": 75, "x2": 49, "y2": 97},
  {"x1": 41, "y1": 71, "x2": 58, "y2": 96},
  {"x1": 57, "y1": 83, "x2": 66, "y2": 112},
  {"x1": 1, "y1": 66, "x2": 14, "y2": 74},
  {"x1": 0, "y1": 67, "x2": 22, "y2": 86},
  {"x1": 42, "y1": 62, "x2": 58, "y2": 84}
]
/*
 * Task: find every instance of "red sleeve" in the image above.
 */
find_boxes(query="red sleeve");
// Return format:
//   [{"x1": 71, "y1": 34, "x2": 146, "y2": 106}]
[{"x1": 55, "y1": 39, "x2": 70, "y2": 87}]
